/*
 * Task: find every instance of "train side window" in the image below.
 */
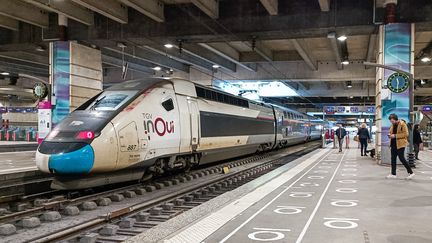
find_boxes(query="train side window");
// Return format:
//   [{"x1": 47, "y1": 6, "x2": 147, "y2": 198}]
[{"x1": 161, "y1": 98, "x2": 174, "y2": 111}]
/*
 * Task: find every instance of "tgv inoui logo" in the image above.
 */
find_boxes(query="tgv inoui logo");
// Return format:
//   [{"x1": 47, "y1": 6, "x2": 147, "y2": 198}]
[{"x1": 142, "y1": 113, "x2": 174, "y2": 136}]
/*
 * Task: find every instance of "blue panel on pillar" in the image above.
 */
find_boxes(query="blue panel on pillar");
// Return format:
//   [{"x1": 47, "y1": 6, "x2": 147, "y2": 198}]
[
  {"x1": 51, "y1": 41, "x2": 71, "y2": 126},
  {"x1": 381, "y1": 23, "x2": 412, "y2": 162}
]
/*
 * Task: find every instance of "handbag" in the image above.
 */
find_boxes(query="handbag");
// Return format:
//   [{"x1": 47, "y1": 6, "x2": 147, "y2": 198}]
[{"x1": 353, "y1": 135, "x2": 359, "y2": 142}]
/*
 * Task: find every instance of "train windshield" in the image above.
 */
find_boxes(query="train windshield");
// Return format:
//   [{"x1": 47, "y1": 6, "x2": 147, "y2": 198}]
[{"x1": 85, "y1": 90, "x2": 138, "y2": 111}]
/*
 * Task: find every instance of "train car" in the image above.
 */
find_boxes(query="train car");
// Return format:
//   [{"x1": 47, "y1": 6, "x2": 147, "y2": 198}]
[{"x1": 36, "y1": 78, "x2": 278, "y2": 189}]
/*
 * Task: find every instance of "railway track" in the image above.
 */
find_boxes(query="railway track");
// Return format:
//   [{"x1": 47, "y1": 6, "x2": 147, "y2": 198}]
[{"x1": 0, "y1": 142, "x2": 321, "y2": 242}]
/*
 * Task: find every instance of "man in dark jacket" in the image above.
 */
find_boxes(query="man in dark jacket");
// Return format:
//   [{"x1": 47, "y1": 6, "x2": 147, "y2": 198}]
[
  {"x1": 335, "y1": 124, "x2": 347, "y2": 152},
  {"x1": 357, "y1": 123, "x2": 371, "y2": 156},
  {"x1": 413, "y1": 124, "x2": 422, "y2": 160},
  {"x1": 386, "y1": 114, "x2": 414, "y2": 180}
]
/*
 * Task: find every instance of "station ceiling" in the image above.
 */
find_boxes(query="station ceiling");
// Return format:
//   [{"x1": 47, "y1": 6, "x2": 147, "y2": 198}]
[{"x1": 0, "y1": 0, "x2": 431, "y2": 108}]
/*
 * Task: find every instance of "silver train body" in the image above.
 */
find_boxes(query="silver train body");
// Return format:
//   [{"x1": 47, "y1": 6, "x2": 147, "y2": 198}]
[{"x1": 36, "y1": 78, "x2": 328, "y2": 189}]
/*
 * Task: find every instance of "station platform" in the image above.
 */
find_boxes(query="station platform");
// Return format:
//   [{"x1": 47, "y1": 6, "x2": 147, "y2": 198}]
[
  {"x1": 127, "y1": 146, "x2": 432, "y2": 243},
  {"x1": 0, "y1": 141, "x2": 38, "y2": 152},
  {"x1": 0, "y1": 150, "x2": 36, "y2": 176}
]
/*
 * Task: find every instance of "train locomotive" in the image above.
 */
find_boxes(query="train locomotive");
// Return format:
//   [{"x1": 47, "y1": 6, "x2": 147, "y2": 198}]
[{"x1": 36, "y1": 78, "x2": 327, "y2": 190}]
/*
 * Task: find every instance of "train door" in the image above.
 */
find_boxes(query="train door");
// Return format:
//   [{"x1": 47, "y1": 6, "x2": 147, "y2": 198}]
[{"x1": 188, "y1": 98, "x2": 199, "y2": 150}]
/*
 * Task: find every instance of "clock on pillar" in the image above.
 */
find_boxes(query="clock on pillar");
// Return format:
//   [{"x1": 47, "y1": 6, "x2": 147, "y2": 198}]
[
  {"x1": 387, "y1": 72, "x2": 410, "y2": 93},
  {"x1": 33, "y1": 82, "x2": 49, "y2": 99}
]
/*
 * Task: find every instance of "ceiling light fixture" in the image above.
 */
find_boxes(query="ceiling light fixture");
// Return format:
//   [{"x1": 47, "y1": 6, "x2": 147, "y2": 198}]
[
  {"x1": 421, "y1": 57, "x2": 431, "y2": 63},
  {"x1": 117, "y1": 42, "x2": 127, "y2": 48},
  {"x1": 337, "y1": 35, "x2": 347, "y2": 41},
  {"x1": 346, "y1": 81, "x2": 353, "y2": 88},
  {"x1": 0, "y1": 72, "x2": 9, "y2": 75},
  {"x1": 212, "y1": 64, "x2": 220, "y2": 69},
  {"x1": 35, "y1": 46, "x2": 45, "y2": 52},
  {"x1": 421, "y1": 79, "x2": 426, "y2": 85},
  {"x1": 152, "y1": 66, "x2": 162, "y2": 71},
  {"x1": 342, "y1": 60, "x2": 349, "y2": 65},
  {"x1": 164, "y1": 43, "x2": 174, "y2": 49}
]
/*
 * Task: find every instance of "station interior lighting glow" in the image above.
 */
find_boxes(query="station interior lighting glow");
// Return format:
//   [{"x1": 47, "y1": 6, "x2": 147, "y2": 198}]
[
  {"x1": 337, "y1": 35, "x2": 347, "y2": 41},
  {"x1": 342, "y1": 60, "x2": 349, "y2": 65},
  {"x1": 152, "y1": 66, "x2": 162, "y2": 71},
  {"x1": 164, "y1": 44, "x2": 174, "y2": 48},
  {"x1": 346, "y1": 81, "x2": 353, "y2": 88},
  {"x1": 0, "y1": 72, "x2": 9, "y2": 75},
  {"x1": 212, "y1": 64, "x2": 220, "y2": 68},
  {"x1": 421, "y1": 56, "x2": 431, "y2": 62}
]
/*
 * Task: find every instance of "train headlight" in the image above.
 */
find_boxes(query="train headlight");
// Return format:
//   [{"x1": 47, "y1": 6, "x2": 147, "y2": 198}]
[{"x1": 76, "y1": 131, "x2": 95, "y2": 140}]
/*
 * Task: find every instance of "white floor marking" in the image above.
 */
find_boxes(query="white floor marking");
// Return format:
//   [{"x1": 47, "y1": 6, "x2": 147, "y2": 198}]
[
  {"x1": 330, "y1": 199, "x2": 358, "y2": 207},
  {"x1": 323, "y1": 217, "x2": 359, "y2": 229},
  {"x1": 341, "y1": 173, "x2": 357, "y2": 177},
  {"x1": 418, "y1": 160, "x2": 432, "y2": 169},
  {"x1": 0, "y1": 166, "x2": 37, "y2": 174},
  {"x1": 0, "y1": 151, "x2": 35, "y2": 155},
  {"x1": 338, "y1": 180, "x2": 357, "y2": 184},
  {"x1": 336, "y1": 188, "x2": 358, "y2": 193},
  {"x1": 215, "y1": 149, "x2": 332, "y2": 243},
  {"x1": 295, "y1": 149, "x2": 347, "y2": 243},
  {"x1": 289, "y1": 192, "x2": 314, "y2": 198},
  {"x1": 248, "y1": 228, "x2": 291, "y2": 241},
  {"x1": 273, "y1": 206, "x2": 305, "y2": 215}
]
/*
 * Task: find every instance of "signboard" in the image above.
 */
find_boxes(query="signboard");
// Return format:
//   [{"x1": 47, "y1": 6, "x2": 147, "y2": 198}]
[
  {"x1": 38, "y1": 101, "x2": 52, "y2": 144},
  {"x1": 350, "y1": 106, "x2": 359, "y2": 113},
  {"x1": 323, "y1": 106, "x2": 376, "y2": 114}
]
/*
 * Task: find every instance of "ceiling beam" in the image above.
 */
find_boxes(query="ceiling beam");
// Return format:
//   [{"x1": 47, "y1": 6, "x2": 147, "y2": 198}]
[
  {"x1": 291, "y1": 39, "x2": 318, "y2": 71},
  {"x1": 182, "y1": 43, "x2": 236, "y2": 72},
  {"x1": 240, "y1": 50, "x2": 301, "y2": 63},
  {"x1": 0, "y1": 15, "x2": 19, "y2": 31},
  {"x1": 198, "y1": 43, "x2": 257, "y2": 72},
  {"x1": 0, "y1": 56, "x2": 48, "y2": 77},
  {"x1": 328, "y1": 34, "x2": 343, "y2": 70},
  {"x1": 119, "y1": 0, "x2": 164, "y2": 23},
  {"x1": 23, "y1": 0, "x2": 94, "y2": 26},
  {"x1": 362, "y1": 80, "x2": 367, "y2": 90},
  {"x1": 251, "y1": 41, "x2": 273, "y2": 62},
  {"x1": 260, "y1": 0, "x2": 278, "y2": 15},
  {"x1": 144, "y1": 44, "x2": 215, "y2": 71},
  {"x1": 72, "y1": 0, "x2": 128, "y2": 24},
  {"x1": 101, "y1": 54, "x2": 154, "y2": 74},
  {"x1": 191, "y1": 0, "x2": 219, "y2": 19},
  {"x1": 318, "y1": 0, "x2": 331, "y2": 11},
  {"x1": 366, "y1": 34, "x2": 376, "y2": 63},
  {"x1": 0, "y1": 51, "x2": 48, "y2": 66},
  {"x1": 103, "y1": 46, "x2": 190, "y2": 73},
  {"x1": 0, "y1": 0, "x2": 48, "y2": 28}
]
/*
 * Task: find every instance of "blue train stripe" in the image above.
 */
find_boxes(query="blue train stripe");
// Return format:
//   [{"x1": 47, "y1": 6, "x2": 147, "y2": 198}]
[{"x1": 48, "y1": 144, "x2": 94, "y2": 174}]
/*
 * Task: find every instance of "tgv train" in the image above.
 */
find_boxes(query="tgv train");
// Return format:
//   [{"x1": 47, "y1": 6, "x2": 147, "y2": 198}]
[{"x1": 36, "y1": 78, "x2": 328, "y2": 190}]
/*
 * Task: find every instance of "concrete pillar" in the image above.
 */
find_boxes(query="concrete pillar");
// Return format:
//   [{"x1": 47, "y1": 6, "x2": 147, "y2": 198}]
[
  {"x1": 69, "y1": 42, "x2": 103, "y2": 111},
  {"x1": 375, "y1": 26, "x2": 384, "y2": 163},
  {"x1": 376, "y1": 23, "x2": 414, "y2": 164},
  {"x1": 50, "y1": 41, "x2": 102, "y2": 126}
]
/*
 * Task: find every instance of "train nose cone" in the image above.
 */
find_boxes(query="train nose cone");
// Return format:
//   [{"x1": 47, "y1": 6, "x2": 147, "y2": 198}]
[{"x1": 48, "y1": 144, "x2": 95, "y2": 174}]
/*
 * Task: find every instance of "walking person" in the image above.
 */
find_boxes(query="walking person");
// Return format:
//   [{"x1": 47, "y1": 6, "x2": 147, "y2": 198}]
[
  {"x1": 357, "y1": 123, "x2": 370, "y2": 156},
  {"x1": 413, "y1": 124, "x2": 423, "y2": 160},
  {"x1": 335, "y1": 124, "x2": 346, "y2": 152},
  {"x1": 386, "y1": 114, "x2": 415, "y2": 179}
]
